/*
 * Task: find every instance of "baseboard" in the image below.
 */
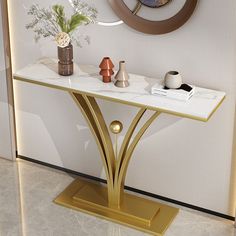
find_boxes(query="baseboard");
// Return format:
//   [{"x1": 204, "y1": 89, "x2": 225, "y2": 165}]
[{"x1": 17, "y1": 155, "x2": 235, "y2": 221}]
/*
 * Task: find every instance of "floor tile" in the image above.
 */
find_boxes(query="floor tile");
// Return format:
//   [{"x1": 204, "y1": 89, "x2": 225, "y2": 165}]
[{"x1": 0, "y1": 158, "x2": 235, "y2": 236}]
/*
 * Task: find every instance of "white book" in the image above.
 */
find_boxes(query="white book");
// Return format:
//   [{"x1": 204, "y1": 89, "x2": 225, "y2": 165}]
[{"x1": 151, "y1": 83, "x2": 195, "y2": 101}]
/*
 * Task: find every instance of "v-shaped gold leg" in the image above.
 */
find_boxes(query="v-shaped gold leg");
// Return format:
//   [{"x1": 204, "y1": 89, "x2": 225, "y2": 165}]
[{"x1": 54, "y1": 92, "x2": 179, "y2": 236}]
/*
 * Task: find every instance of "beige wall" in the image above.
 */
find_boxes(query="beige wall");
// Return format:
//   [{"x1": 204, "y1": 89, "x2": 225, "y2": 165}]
[{"x1": 9, "y1": 0, "x2": 236, "y2": 214}]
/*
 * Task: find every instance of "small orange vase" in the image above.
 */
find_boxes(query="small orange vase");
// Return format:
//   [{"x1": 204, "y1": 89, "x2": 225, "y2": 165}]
[{"x1": 99, "y1": 57, "x2": 114, "y2": 83}]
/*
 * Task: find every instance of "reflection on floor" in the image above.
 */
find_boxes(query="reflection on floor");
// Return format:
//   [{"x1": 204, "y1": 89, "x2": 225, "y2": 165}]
[{"x1": 0, "y1": 157, "x2": 235, "y2": 236}]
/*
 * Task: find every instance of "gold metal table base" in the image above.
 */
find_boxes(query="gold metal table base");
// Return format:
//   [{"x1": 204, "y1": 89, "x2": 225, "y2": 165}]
[
  {"x1": 54, "y1": 178, "x2": 179, "y2": 236},
  {"x1": 54, "y1": 92, "x2": 179, "y2": 235}
]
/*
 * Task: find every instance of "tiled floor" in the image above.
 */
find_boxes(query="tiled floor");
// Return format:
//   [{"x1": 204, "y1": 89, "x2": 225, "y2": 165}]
[{"x1": 0, "y1": 157, "x2": 235, "y2": 236}]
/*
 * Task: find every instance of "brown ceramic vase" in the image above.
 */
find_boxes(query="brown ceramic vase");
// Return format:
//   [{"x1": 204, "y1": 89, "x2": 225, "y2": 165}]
[
  {"x1": 99, "y1": 57, "x2": 114, "y2": 83},
  {"x1": 58, "y1": 44, "x2": 73, "y2": 76}
]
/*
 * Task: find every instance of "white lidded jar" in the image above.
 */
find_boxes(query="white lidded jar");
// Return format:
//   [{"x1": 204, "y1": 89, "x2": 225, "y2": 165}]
[{"x1": 164, "y1": 71, "x2": 182, "y2": 89}]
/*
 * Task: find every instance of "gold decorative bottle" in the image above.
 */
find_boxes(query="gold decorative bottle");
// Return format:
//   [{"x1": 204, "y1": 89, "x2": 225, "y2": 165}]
[{"x1": 114, "y1": 61, "x2": 129, "y2": 88}]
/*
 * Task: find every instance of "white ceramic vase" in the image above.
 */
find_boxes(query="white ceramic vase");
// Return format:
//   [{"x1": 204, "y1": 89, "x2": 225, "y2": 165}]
[{"x1": 164, "y1": 71, "x2": 182, "y2": 89}]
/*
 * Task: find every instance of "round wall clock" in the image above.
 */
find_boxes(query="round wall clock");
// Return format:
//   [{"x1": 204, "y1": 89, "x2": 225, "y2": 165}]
[
  {"x1": 108, "y1": 0, "x2": 198, "y2": 34},
  {"x1": 139, "y1": 0, "x2": 171, "y2": 8}
]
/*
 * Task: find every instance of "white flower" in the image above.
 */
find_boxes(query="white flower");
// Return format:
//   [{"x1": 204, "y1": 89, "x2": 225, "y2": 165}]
[{"x1": 55, "y1": 32, "x2": 71, "y2": 48}]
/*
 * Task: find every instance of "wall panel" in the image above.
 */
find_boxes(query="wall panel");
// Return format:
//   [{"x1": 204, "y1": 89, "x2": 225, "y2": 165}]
[{"x1": 9, "y1": 0, "x2": 236, "y2": 214}]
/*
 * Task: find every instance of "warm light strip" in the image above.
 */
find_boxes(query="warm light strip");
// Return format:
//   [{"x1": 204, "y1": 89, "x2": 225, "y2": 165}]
[
  {"x1": 16, "y1": 160, "x2": 26, "y2": 236},
  {"x1": 6, "y1": 0, "x2": 25, "y2": 232},
  {"x1": 97, "y1": 21, "x2": 123, "y2": 26}
]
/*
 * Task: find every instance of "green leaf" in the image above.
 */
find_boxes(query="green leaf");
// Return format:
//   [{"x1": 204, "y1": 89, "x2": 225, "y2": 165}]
[
  {"x1": 67, "y1": 13, "x2": 89, "y2": 33},
  {"x1": 52, "y1": 4, "x2": 67, "y2": 32}
]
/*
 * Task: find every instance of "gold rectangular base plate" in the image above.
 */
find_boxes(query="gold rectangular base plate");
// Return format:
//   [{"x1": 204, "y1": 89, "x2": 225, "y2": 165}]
[{"x1": 54, "y1": 178, "x2": 179, "y2": 236}]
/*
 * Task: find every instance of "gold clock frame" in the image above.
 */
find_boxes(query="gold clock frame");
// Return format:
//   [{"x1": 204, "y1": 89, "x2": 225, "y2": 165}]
[{"x1": 108, "y1": 0, "x2": 198, "y2": 34}]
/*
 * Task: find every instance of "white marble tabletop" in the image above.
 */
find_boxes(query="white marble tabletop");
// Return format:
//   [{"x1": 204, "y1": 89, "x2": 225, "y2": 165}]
[{"x1": 14, "y1": 58, "x2": 225, "y2": 122}]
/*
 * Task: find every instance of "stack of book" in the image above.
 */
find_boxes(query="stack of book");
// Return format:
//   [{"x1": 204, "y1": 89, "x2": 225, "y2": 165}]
[{"x1": 151, "y1": 83, "x2": 195, "y2": 101}]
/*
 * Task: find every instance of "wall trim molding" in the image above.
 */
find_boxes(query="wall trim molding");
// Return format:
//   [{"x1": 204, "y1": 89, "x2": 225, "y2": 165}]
[{"x1": 17, "y1": 155, "x2": 235, "y2": 221}]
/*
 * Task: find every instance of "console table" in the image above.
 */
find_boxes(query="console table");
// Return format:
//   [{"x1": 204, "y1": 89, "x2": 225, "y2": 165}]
[{"x1": 14, "y1": 58, "x2": 225, "y2": 236}]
